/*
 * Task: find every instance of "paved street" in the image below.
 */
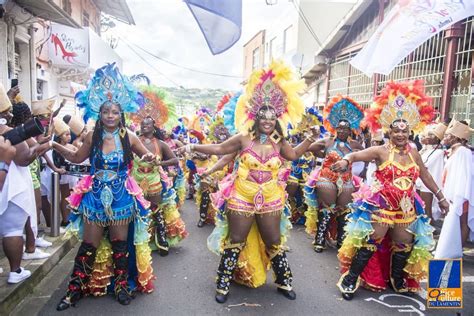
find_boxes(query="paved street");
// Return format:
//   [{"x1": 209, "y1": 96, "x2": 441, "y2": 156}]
[{"x1": 30, "y1": 200, "x2": 474, "y2": 316}]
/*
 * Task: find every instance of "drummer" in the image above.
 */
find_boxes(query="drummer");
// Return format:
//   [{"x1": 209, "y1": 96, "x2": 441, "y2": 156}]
[
  {"x1": 63, "y1": 115, "x2": 88, "y2": 147},
  {"x1": 51, "y1": 118, "x2": 76, "y2": 226}
]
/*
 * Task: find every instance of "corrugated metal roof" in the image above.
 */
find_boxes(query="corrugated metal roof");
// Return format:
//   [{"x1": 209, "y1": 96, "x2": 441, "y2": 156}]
[{"x1": 14, "y1": 0, "x2": 81, "y2": 28}]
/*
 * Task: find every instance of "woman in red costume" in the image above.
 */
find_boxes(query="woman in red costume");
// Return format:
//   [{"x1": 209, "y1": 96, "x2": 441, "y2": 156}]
[{"x1": 332, "y1": 81, "x2": 449, "y2": 300}]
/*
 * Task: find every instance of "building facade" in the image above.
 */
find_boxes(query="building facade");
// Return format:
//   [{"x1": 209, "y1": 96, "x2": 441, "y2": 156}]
[{"x1": 0, "y1": 0, "x2": 134, "y2": 116}]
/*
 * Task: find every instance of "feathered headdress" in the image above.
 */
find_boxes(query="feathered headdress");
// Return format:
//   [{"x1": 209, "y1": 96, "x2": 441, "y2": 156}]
[
  {"x1": 189, "y1": 107, "x2": 213, "y2": 132},
  {"x1": 365, "y1": 80, "x2": 434, "y2": 134},
  {"x1": 208, "y1": 117, "x2": 230, "y2": 142},
  {"x1": 223, "y1": 91, "x2": 241, "y2": 135},
  {"x1": 235, "y1": 60, "x2": 305, "y2": 137},
  {"x1": 291, "y1": 106, "x2": 325, "y2": 135},
  {"x1": 129, "y1": 85, "x2": 178, "y2": 129},
  {"x1": 323, "y1": 95, "x2": 364, "y2": 135},
  {"x1": 76, "y1": 63, "x2": 143, "y2": 122},
  {"x1": 216, "y1": 93, "x2": 232, "y2": 113}
]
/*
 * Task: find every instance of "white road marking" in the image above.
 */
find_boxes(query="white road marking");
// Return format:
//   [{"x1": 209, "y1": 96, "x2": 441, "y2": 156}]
[{"x1": 366, "y1": 294, "x2": 425, "y2": 316}]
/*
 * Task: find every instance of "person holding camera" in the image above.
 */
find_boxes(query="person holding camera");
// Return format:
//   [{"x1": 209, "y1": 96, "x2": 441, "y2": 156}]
[
  {"x1": 0, "y1": 136, "x2": 16, "y2": 189},
  {"x1": 0, "y1": 83, "x2": 51, "y2": 284},
  {"x1": 10, "y1": 102, "x2": 52, "y2": 260}
]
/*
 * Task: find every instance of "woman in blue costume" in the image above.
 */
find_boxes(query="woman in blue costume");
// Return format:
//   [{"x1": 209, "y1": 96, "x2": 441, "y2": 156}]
[
  {"x1": 286, "y1": 107, "x2": 322, "y2": 224},
  {"x1": 52, "y1": 64, "x2": 155, "y2": 310}
]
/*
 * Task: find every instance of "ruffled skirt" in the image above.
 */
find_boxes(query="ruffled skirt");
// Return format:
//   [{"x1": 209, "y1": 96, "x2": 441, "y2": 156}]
[
  {"x1": 208, "y1": 173, "x2": 292, "y2": 288},
  {"x1": 338, "y1": 188, "x2": 435, "y2": 292},
  {"x1": 66, "y1": 174, "x2": 154, "y2": 295}
]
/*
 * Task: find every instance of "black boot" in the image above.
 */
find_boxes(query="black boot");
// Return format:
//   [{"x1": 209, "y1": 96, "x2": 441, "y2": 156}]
[
  {"x1": 215, "y1": 243, "x2": 244, "y2": 304},
  {"x1": 314, "y1": 209, "x2": 331, "y2": 253},
  {"x1": 336, "y1": 213, "x2": 348, "y2": 249},
  {"x1": 198, "y1": 191, "x2": 210, "y2": 227},
  {"x1": 56, "y1": 242, "x2": 97, "y2": 311},
  {"x1": 112, "y1": 240, "x2": 132, "y2": 306},
  {"x1": 337, "y1": 246, "x2": 375, "y2": 300},
  {"x1": 152, "y1": 206, "x2": 169, "y2": 256},
  {"x1": 390, "y1": 249, "x2": 413, "y2": 295},
  {"x1": 269, "y1": 245, "x2": 296, "y2": 300}
]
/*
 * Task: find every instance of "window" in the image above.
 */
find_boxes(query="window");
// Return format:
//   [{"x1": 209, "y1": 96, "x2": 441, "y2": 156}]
[
  {"x1": 283, "y1": 25, "x2": 293, "y2": 53},
  {"x1": 252, "y1": 47, "x2": 260, "y2": 70},
  {"x1": 83, "y1": 11, "x2": 90, "y2": 27},
  {"x1": 269, "y1": 37, "x2": 276, "y2": 61},
  {"x1": 62, "y1": 0, "x2": 72, "y2": 15}
]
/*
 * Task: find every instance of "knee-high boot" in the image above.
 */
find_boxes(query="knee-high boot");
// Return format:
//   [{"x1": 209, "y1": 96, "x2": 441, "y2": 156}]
[
  {"x1": 390, "y1": 243, "x2": 413, "y2": 295},
  {"x1": 198, "y1": 190, "x2": 210, "y2": 227},
  {"x1": 268, "y1": 245, "x2": 296, "y2": 300},
  {"x1": 336, "y1": 212, "x2": 348, "y2": 249},
  {"x1": 56, "y1": 242, "x2": 97, "y2": 311},
  {"x1": 314, "y1": 208, "x2": 331, "y2": 253},
  {"x1": 151, "y1": 205, "x2": 169, "y2": 256},
  {"x1": 215, "y1": 242, "x2": 244, "y2": 304},
  {"x1": 111, "y1": 240, "x2": 132, "y2": 305},
  {"x1": 337, "y1": 245, "x2": 375, "y2": 300}
]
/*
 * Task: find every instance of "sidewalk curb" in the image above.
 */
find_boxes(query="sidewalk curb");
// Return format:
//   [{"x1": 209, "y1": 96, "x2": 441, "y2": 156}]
[{"x1": 0, "y1": 236, "x2": 77, "y2": 315}]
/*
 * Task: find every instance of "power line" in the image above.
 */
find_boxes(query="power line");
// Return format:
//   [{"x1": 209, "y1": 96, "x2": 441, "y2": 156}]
[
  {"x1": 291, "y1": 0, "x2": 323, "y2": 47},
  {"x1": 120, "y1": 38, "x2": 182, "y2": 87},
  {"x1": 120, "y1": 37, "x2": 243, "y2": 79}
]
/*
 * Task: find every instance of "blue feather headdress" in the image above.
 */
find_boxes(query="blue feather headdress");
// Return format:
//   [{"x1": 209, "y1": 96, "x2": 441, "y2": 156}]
[
  {"x1": 223, "y1": 91, "x2": 241, "y2": 135},
  {"x1": 75, "y1": 63, "x2": 144, "y2": 122}
]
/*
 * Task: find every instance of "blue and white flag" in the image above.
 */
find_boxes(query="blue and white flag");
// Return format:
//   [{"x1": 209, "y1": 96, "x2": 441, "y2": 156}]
[{"x1": 185, "y1": 0, "x2": 242, "y2": 55}]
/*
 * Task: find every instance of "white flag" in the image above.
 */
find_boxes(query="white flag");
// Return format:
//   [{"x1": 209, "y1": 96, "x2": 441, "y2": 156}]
[{"x1": 351, "y1": 1, "x2": 474, "y2": 77}]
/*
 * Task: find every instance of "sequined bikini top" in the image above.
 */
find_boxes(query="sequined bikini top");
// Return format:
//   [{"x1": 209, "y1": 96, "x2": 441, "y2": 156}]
[
  {"x1": 320, "y1": 139, "x2": 353, "y2": 181},
  {"x1": 374, "y1": 145, "x2": 420, "y2": 211}
]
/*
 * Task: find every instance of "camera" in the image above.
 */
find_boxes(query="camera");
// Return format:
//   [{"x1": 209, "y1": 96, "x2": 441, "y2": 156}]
[{"x1": 3, "y1": 117, "x2": 44, "y2": 145}]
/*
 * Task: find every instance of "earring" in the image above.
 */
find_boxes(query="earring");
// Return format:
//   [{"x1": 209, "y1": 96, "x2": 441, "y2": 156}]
[
  {"x1": 249, "y1": 129, "x2": 256, "y2": 140},
  {"x1": 270, "y1": 130, "x2": 281, "y2": 143},
  {"x1": 119, "y1": 127, "x2": 127, "y2": 138}
]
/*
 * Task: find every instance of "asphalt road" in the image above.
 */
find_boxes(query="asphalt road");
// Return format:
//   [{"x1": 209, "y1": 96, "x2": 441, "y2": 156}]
[{"x1": 34, "y1": 200, "x2": 473, "y2": 316}]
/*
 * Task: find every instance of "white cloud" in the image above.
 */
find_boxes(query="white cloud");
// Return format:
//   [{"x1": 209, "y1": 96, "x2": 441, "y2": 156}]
[{"x1": 109, "y1": 0, "x2": 293, "y2": 90}]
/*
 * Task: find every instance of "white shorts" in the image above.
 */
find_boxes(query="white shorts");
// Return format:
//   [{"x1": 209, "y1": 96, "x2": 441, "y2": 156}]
[{"x1": 0, "y1": 202, "x2": 28, "y2": 237}]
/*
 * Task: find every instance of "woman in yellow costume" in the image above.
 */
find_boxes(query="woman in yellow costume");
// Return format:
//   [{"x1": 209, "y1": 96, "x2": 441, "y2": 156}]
[
  {"x1": 179, "y1": 61, "x2": 319, "y2": 303},
  {"x1": 129, "y1": 85, "x2": 188, "y2": 256},
  {"x1": 331, "y1": 80, "x2": 449, "y2": 300}
]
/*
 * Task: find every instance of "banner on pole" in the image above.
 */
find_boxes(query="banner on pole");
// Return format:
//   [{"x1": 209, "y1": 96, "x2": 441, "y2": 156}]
[{"x1": 351, "y1": 1, "x2": 474, "y2": 77}]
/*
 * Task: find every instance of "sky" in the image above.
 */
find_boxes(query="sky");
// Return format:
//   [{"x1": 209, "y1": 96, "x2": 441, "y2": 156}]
[{"x1": 109, "y1": 0, "x2": 294, "y2": 90}]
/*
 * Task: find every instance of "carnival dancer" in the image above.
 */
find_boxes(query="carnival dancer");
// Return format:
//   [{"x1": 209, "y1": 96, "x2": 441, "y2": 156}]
[
  {"x1": 52, "y1": 64, "x2": 155, "y2": 310},
  {"x1": 179, "y1": 61, "x2": 318, "y2": 303},
  {"x1": 129, "y1": 86, "x2": 188, "y2": 256},
  {"x1": 435, "y1": 120, "x2": 474, "y2": 259},
  {"x1": 304, "y1": 96, "x2": 364, "y2": 252},
  {"x1": 415, "y1": 123, "x2": 446, "y2": 221},
  {"x1": 160, "y1": 128, "x2": 186, "y2": 208},
  {"x1": 332, "y1": 80, "x2": 449, "y2": 300},
  {"x1": 195, "y1": 117, "x2": 231, "y2": 227},
  {"x1": 287, "y1": 107, "x2": 322, "y2": 224}
]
